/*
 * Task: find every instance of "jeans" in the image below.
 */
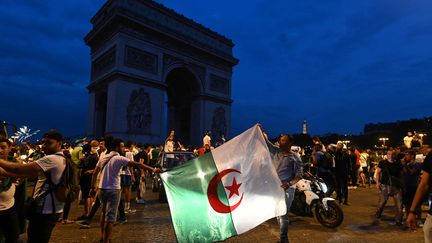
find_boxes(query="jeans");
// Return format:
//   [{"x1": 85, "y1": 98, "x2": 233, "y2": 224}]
[
  {"x1": 87, "y1": 194, "x2": 125, "y2": 223},
  {"x1": 424, "y1": 214, "x2": 432, "y2": 243},
  {"x1": 350, "y1": 163, "x2": 358, "y2": 186},
  {"x1": 278, "y1": 185, "x2": 296, "y2": 243},
  {"x1": 87, "y1": 195, "x2": 101, "y2": 222},
  {"x1": 62, "y1": 196, "x2": 73, "y2": 220},
  {"x1": 0, "y1": 206, "x2": 19, "y2": 243},
  {"x1": 376, "y1": 184, "x2": 403, "y2": 223},
  {"x1": 335, "y1": 174, "x2": 348, "y2": 203},
  {"x1": 99, "y1": 189, "x2": 121, "y2": 223},
  {"x1": 27, "y1": 213, "x2": 61, "y2": 243}
]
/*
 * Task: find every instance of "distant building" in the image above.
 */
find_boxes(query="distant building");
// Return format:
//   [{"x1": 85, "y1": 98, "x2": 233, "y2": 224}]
[
  {"x1": 363, "y1": 117, "x2": 432, "y2": 147},
  {"x1": 364, "y1": 117, "x2": 432, "y2": 136}
]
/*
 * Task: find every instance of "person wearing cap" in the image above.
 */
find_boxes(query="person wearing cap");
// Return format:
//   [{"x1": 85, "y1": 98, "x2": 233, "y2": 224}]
[
  {"x1": 72, "y1": 139, "x2": 86, "y2": 165},
  {"x1": 0, "y1": 130, "x2": 67, "y2": 243}
]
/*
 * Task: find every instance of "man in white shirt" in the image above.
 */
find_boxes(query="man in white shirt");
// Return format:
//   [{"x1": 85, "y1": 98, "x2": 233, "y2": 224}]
[
  {"x1": 90, "y1": 137, "x2": 159, "y2": 243},
  {"x1": 404, "y1": 132, "x2": 413, "y2": 148},
  {"x1": 203, "y1": 131, "x2": 211, "y2": 147},
  {"x1": 0, "y1": 130, "x2": 66, "y2": 243}
]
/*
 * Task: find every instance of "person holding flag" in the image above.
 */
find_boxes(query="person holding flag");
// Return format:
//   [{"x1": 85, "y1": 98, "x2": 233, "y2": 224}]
[
  {"x1": 160, "y1": 124, "x2": 287, "y2": 243},
  {"x1": 261, "y1": 128, "x2": 303, "y2": 243}
]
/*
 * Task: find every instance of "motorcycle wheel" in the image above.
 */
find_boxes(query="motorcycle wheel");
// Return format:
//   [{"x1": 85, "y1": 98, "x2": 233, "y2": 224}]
[{"x1": 314, "y1": 200, "x2": 344, "y2": 228}]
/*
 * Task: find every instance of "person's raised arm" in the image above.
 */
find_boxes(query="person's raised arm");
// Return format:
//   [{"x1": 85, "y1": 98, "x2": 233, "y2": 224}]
[
  {"x1": 127, "y1": 161, "x2": 160, "y2": 173},
  {"x1": 0, "y1": 158, "x2": 42, "y2": 178},
  {"x1": 258, "y1": 124, "x2": 278, "y2": 155},
  {"x1": 406, "y1": 171, "x2": 430, "y2": 229}
]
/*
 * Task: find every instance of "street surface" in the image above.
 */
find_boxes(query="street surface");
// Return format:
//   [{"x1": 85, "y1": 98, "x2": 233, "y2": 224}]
[{"x1": 46, "y1": 186, "x2": 424, "y2": 243}]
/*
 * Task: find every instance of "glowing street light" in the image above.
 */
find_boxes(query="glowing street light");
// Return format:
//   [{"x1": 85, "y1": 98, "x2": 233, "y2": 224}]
[
  {"x1": 337, "y1": 140, "x2": 350, "y2": 145},
  {"x1": 379, "y1": 137, "x2": 389, "y2": 147}
]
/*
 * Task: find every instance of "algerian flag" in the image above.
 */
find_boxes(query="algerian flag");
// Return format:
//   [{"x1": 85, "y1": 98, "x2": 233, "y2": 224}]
[{"x1": 160, "y1": 124, "x2": 286, "y2": 243}]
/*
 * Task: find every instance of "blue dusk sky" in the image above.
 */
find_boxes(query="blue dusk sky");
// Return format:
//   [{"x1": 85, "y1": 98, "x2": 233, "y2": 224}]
[{"x1": 1, "y1": 0, "x2": 431, "y2": 138}]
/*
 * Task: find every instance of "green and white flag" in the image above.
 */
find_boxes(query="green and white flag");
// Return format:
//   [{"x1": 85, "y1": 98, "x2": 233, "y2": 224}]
[{"x1": 160, "y1": 124, "x2": 286, "y2": 243}]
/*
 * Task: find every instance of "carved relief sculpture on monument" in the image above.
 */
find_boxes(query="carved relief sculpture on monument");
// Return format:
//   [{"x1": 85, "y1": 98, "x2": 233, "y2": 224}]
[{"x1": 126, "y1": 88, "x2": 152, "y2": 133}]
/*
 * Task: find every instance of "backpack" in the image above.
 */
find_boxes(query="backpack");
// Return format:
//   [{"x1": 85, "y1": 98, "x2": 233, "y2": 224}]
[
  {"x1": 322, "y1": 152, "x2": 334, "y2": 169},
  {"x1": 49, "y1": 154, "x2": 80, "y2": 202}
]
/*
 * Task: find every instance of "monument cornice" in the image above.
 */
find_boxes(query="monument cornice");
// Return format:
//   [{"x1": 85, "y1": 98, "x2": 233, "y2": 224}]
[
  {"x1": 90, "y1": 0, "x2": 234, "y2": 46},
  {"x1": 85, "y1": 1, "x2": 239, "y2": 67},
  {"x1": 87, "y1": 71, "x2": 166, "y2": 91}
]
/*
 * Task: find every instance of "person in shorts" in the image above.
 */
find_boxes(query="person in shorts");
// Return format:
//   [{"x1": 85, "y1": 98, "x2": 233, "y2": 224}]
[{"x1": 90, "y1": 137, "x2": 159, "y2": 243}]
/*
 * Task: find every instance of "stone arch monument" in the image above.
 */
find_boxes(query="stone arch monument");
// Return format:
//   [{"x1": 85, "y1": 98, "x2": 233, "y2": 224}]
[{"x1": 85, "y1": 0, "x2": 238, "y2": 145}]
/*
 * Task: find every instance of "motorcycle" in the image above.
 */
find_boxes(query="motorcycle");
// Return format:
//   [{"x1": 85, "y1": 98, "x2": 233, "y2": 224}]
[{"x1": 290, "y1": 171, "x2": 344, "y2": 228}]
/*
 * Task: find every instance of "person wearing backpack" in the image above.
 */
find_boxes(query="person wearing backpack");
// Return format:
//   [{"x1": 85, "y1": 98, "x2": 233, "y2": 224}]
[
  {"x1": 76, "y1": 143, "x2": 99, "y2": 222},
  {"x1": 59, "y1": 148, "x2": 80, "y2": 224},
  {"x1": 89, "y1": 137, "x2": 160, "y2": 243},
  {"x1": 313, "y1": 144, "x2": 335, "y2": 196},
  {"x1": 0, "y1": 130, "x2": 67, "y2": 243}
]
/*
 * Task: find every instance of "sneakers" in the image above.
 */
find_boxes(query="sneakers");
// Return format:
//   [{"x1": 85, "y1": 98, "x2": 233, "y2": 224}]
[
  {"x1": 417, "y1": 220, "x2": 423, "y2": 228},
  {"x1": 75, "y1": 215, "x2": 88, "y2": 222},
  {"x1": 125, "y1": 208, "x2": 136, "y2": 214},
  {"x1": 136, "y1": 199, "x2": 145, "y2": 204},
  {"x1": 115, "y1": 218, "x2": 127, "y2": 225},
  {"x1": 388, "y1": 221, "x2": 403, "y2": 226},
  {"x1": 76, "y1": 221, "x2": 90, "y2": 229}
]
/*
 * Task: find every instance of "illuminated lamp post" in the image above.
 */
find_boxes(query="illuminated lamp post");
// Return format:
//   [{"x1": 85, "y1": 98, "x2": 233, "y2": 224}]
[{"x1": 379, "y1": 137, "x2": 389, "y2": 147}]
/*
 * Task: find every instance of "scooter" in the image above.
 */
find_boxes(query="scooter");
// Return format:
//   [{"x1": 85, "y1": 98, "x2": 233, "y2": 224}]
[{"x1": 290, "y1": 171, "x2": 344, "y2": 228}]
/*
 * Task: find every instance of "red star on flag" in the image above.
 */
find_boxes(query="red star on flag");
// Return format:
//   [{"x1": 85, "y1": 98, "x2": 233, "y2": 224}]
[{"x1": 224, "y1": 177, "x2": 242, "y2": 199}]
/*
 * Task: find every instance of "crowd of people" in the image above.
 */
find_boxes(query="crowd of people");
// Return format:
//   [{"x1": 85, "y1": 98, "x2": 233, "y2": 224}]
[
  {"x1": 262, "y1": 131, "x2": 432, "y2": 243},
  {"x1": 0, "y1": 128, "x2": 431, "y2": 243},
  {"x1": 0, "y1": 131, "x2": 161, "y2": 243}
]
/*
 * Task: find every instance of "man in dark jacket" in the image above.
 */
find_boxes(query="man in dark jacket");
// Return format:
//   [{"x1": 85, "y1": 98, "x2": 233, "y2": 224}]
[{"x1": 334, "y1": 142, "x2": 350, "y2": 205}]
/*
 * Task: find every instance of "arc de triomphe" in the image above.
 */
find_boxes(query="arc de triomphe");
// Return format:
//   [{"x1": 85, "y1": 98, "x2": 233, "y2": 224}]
[{"x1": 85, "y1": 0, "x2": 238, "y2": 145}]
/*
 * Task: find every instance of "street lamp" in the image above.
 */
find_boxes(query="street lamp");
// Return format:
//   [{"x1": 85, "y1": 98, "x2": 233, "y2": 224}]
[
  {"x1": 419, "y1": 133, "x2": 427, "y2": 145},
  {"x1": 337, "y1": 140, "x2": 350, "y2": 145},
  {"x1": 379, "y1": 137, "x2": 389, "y2": 147}
]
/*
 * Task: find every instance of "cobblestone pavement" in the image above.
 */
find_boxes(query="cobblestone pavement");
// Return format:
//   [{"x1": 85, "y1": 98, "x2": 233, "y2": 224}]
[{"x1": 44, "y1": 186, "x2": 424, "y2": 243}]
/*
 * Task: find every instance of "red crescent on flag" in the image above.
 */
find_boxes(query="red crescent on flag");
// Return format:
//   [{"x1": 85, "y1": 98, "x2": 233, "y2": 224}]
[{"x1": 207, "y1": 169, "x2": 244, "y2": 214}]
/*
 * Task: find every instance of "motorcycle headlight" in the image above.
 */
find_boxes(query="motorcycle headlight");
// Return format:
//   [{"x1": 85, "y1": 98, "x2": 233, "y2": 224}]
[{"x1": 318, "y1": 182, "x2": 328, "y2": 193}]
